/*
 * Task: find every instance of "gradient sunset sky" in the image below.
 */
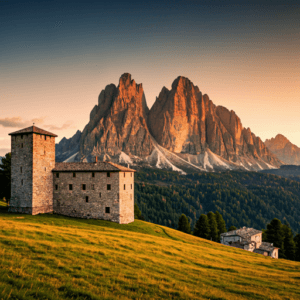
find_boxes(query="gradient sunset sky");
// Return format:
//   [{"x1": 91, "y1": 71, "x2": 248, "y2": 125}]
[{"x1": 1, "y1": 0, "x2": 299, "y2": 156}]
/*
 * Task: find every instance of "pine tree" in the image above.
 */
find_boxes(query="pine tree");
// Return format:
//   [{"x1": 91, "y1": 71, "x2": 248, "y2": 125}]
[
  {"x1": 178, "y1": 214, "x2": 191, "y2": 234},
  {"x1": 282, "y1": 224, "x2": 296, "y2": 260},
  {"x1": 215, "y1": 211, "x2": 227, "y2": 242},
  {"x1": 193, "y1": 214, "x2": 210, "y2": 239},
  {"x1": 0, "y1": 153, "x2": 11, "y2": 201},
  {"x1": 134, "y1": 204, "x2": 142, "y2": 220},
  {"x1": 293, "y1": 234, "x2": 300, "y2": 261},
  {"x1": 207, "y1": 212, "x2": 218, "y2": 242},
  {"x1": 228, "y1": 226, "x2": 237, "y2": 232},
  {"x1": 265, "y1": 218, "x2": 285, "y2": 259}
]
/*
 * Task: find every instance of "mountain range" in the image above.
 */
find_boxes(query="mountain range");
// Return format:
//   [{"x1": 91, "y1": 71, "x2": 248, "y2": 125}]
[{"x1": 56, "y1": 73, "x2": 283, "y2": 173}]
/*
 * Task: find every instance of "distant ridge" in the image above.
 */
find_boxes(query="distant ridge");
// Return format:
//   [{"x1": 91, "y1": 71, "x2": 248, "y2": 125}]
[
  {"x1": 56, "y1": 73, "x2": 282, "y2": 172},
  {"x1": 265, "y1": 134, "x2": 300, "y2": 165}
]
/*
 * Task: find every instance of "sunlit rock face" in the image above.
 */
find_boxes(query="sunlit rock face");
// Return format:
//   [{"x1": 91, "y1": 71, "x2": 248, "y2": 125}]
[
  {"x1": 57, "y1": 73, "x2": 282, "y2": 172},
  {"x1": 148, "y1": 76, "x2": 281, "y2": 167},
  {"x1": 265, "y1": 134, "x2": 300, "y2": 165},
  {"x1": 78, "y1": 73, "x2": 154, "y2": 162}
]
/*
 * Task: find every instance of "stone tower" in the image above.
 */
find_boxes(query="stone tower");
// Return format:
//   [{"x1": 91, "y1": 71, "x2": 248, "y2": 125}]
[{"x1": 9, "y1": 126, "x2": 57, "y2": 215}]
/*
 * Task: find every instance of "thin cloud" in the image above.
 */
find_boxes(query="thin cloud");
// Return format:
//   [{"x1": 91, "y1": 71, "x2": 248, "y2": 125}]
[
  {"x1": 44, "y1": 121, "x2": 74, "y2": 131},
  {"x1": 0, "y1": 117, "x2": 46, "y2": 128}
]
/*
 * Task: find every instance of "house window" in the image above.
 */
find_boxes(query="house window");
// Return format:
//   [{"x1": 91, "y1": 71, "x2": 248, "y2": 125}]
[
  {"x1": 20, "y1": 167, "x2": 22, "y2": 173},
  {"x1": 91, "y1": 184, "x2": 95, "y2": 190},
  {"x1": 69, "y1": 184, "x2": 73, "y2": 191},
  {"x1": 105, "y1": 207, "x2": 110, "y2": 214},
  {"x1": 99, "y1": 192, "x2": 101, "y2": 198},
  {"x1": 55, "y1": 185, "x2": 58, "y2": 190},
  {"x1": 92, "y1": 172, "x2": 95, "y2": 178},
  {"x1": 107, "y1": 184, "x2": 111, "y2": 190},
  {"x1": 107, "y1": 172, "x2": 110, "y2": 177},
  {"x1": 86, "y1": 196, "x2": 89, "y2": 203},
  {"x1": 45, "y1": 136, "x2": 47, "y2": 140},
  {"x1": 56, "y1": 173, "x2": 59, "y2": 178},
  {"x1": 73, "y1": 172, "x2": 76, "y2": 178},
  {"x1": 124, "y1": 184, "x2": 126, "y2": 190},
  {"x1": 82, "y1": 184, "x2": 86, "y2": 190}
]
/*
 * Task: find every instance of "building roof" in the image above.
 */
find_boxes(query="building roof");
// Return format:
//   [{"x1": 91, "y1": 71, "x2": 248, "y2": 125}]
[
  {"x1": 9, "y1": 126, "x2": 57, "y2": 137},
  {"x1": 221, "y1": 227, "x2": 262, "y2": 240},
  {"x1": 52, "y1": 161, "x2": 136, "y2": 172},
  {"x1": 256, "y1": 242, "x2": 279, "y2": 252}
]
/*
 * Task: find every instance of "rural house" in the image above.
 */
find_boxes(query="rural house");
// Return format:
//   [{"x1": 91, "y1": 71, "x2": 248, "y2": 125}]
[
  {"x1": 8, "y1": 126, "x2": 135, "y2": 224},
  {"x1": 221, "y1": 227, "x2": 279, "y2": 258}
]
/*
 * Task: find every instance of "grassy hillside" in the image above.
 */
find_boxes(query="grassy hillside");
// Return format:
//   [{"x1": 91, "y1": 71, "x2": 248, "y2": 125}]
[{"x1": 0, "y1": 206, "x2": 300, "y2": 299}]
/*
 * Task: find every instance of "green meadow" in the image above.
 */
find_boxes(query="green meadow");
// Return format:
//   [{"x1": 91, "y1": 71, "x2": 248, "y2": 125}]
[{"x1": 0, "y1": 201, "x2": 299, "y2": 300}]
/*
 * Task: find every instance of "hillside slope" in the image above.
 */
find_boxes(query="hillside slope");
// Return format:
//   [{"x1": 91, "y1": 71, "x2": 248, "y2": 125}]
[{"x1": 0, "y1": 208, "x2": 299, "y2": 300}]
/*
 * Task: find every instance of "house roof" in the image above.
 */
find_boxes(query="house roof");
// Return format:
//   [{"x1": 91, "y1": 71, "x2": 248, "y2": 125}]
[
  {"x1": 9, "y1": 126, "x2": 57, "y2": 137},
  {"x1": 221, "y1": 227, "x2": 262, "y2": 240},
  {"x1": 52, "y1": 161, "x2": 136, "y2": 172},
  {"x1": 256, "y1": 242, "x2": 279, "y2": 252}
]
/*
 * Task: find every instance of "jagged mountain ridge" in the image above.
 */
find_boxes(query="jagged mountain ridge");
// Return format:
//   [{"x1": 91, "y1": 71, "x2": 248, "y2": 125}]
[
  {"x1": 265, "y1": 134, "x2": 300, "y2": 165},
  {"x1": 55, "y1": 73, "x2": 282, "y2": 172}
]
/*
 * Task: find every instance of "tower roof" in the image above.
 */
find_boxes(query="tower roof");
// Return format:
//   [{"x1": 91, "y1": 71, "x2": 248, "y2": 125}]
[{"x1": 9, "y1": 126, "x2": 57, "y2": 137}]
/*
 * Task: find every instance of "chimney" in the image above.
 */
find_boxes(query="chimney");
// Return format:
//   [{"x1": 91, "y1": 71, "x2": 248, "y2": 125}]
[{"x1": 95, "y1": 156, "x2": 98, "y2": 163}]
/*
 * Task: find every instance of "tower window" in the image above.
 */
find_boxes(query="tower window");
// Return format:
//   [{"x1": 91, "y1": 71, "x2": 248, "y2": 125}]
[
  {"x1": 20, "y1": 167, "x2": 22, "y2": 173},
  {"x1": 86, "y1": 196, "x2": 89, "y2": 203},
  {"x1": 55, "y1": 185, "x2": 58, "y2": 190},
  {"x1": 124, "y1": 184, "x2": 126, "y2": 190},
  {"x1": 73, "y1": 172, "x2": 76, "y2": 178},
  {"x1": 56, "y1": 173, "x2": 59, "y2": 178},
  {"x1": 82, "y1": 184, "x2": 86, "y2": 190},
  {"x1": 105, "y1": 207, "x2": 110, "y2": 214},
  {"x1": 92, "y1": 172, "x2": 95, "y2": 177},
  {"x1": 107, "y1": 172, "x2": 110, "y2": 177},
  {"x1": 131, "y1": 184, "x2": 132, "y2": 189},
  {"x1": 99, "y1": 192, "x2": 101, "y2": 198},
  {"x1": 91, "y1": 184, "x2": 95, "y2": 190},
  {"x1": 124, "y1": 172, "x2": 125, "y2": 177},
  {"x1": 107, "y1": 184, "x2": 111, "y2": 190},
  {"x1": 69, "y1": 184, "x2": 73, "y2": 191},
  {"x1": 45, "y1": 136, "x2": 47, "y2": 140}
]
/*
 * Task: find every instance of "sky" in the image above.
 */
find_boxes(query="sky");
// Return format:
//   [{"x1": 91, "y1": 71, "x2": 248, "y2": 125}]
[{"x1": 1, "y1": 0, "x2": 299, "y2": 156}]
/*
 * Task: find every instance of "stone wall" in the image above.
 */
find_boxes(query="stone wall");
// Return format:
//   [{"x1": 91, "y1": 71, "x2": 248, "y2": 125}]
[
  {"x1": 32, "y1": 134, "x2": 55, "y2": 214},
  {"x1": 53, "y1": 170, "x2": 121, "y2": 222},
  {"x1": 119, "y1": 171, "x2": 134, "y2": 224},
  {"x1": 9, "y1": 134, "x2": 33, "y2": 212}
]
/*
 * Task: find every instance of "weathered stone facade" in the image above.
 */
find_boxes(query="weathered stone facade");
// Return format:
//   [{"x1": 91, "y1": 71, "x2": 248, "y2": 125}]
[
  {"x1": 9, "y1": 126, "x2": 135, "y2": 224},
  {"x1": 9, "y1": 127, "x2": 56, "y2": 214}
]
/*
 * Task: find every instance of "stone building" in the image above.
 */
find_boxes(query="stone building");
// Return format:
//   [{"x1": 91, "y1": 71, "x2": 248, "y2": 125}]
[
  {"x1": 9, "y1": 126, "x2": 135, "y2": 224},
  {"x1": 221, "y1": 227, "x2": 279, "y2": 258}
]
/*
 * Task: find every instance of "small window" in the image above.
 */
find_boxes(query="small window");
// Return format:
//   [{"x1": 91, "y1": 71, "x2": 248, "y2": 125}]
[
  {"x1": 56, "y1": 173, "x2": 59, "y2": 178},
  {"x1": 91, "y1": 184, "x2": 95, "y2": 190},
  {"x1": 20, "y1": 167, "x2": 22, "y2": 173},
  {"x1": 124, "y1": 172, "x2": 125, "y2": 177},
  {"x1": 107, "y1": 172, "x2": 110, "y2": 177},
  {"x1": 86, "y1": 196, "x2": 89, "y2": 203},
  {"x1": 45, "y1": 136, "x2": 47, "y2": 140},
  {"x1": 55, "y1": 184, "x2": 58, "y2": 190},
  {"x1": 131, "y1": 184, "x2": 132, "y2": 189},
  {"x1": 45, "y1": 167, "x2": 46, "y2": 171},
  {"x1": 82, "y1": 184, "x2": 86, "y2": 190},
  {"x1": 124, "y1": 184, "x2": 126, "y2": 190},
  {"x1": 105, "y1": 207, "x2": 110, "y2": 214},
  {"x1": 92, "y1": 172, "x2": 95, "y2": 178},
  {"x1": 107, "y1": 184, "x2": 111, "y2": 190},
  {"x1": 99, "y1": 192, "x2": 101, "y2": 198},
  {"x1": 69, "y1": 184, "x2": 73, "y2": 190},
  {"x1": 73, "y1": 172, "x2": 76, "y2": 178},
  {"x1": 21, "y1": 135, "x2": 23, "y2": 139},
  {"x1": 21, "y1": 179, "x2": 23, "y2": 185}
]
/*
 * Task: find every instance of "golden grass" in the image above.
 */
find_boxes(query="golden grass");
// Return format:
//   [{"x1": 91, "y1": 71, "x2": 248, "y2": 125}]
[{"x1": 0, "y1": 211, "x2": 299, "y2": 299}]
